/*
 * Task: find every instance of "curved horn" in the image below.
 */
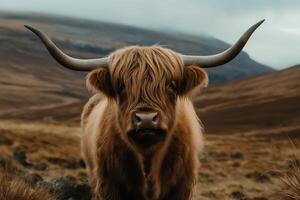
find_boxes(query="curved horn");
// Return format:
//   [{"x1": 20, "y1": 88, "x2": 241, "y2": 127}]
[
  {"x1": 24, "y1": 25, "x2": 108, "y2": 71},
  {"x1": 182, "y1": 20, "x2": 265, "y2": 68}
]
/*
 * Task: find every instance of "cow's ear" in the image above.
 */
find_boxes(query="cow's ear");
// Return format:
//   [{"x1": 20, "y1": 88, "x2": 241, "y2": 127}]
[
  {"x1": 178, "y1": 65, "x2": 208, "y2": 95},
  {"x1": 86, "y1": 68, "x2": 115, "y2": 97}
]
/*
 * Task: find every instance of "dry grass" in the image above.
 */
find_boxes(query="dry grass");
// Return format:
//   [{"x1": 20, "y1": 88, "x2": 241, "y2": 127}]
[
  {"x1": 0, "y1": 120, "x2": 85, "y2": 181},
  {"x1": 0, "y1": 162, "x2": 56, "y2": 200},
  {"x1": 279, "y1": 140, "x2": 300, "y2": 200},
  {"x1": 1, "y1": 120, "x2": 299, "y2": 200},
  {"x1": 0, "y1": 12, "x2": 299, "y2": 200},
  {"x1": 281, "y1": 164, "x2": 300, "y2": 199}
]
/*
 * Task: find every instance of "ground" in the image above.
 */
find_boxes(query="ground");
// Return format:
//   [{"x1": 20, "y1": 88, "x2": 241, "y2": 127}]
[
  {"x1": 0, "y1": 57, "x2": 299, "y2": 200},
  {"x1": 0, "y1": 12, "x2": 299, "y2": 200},
  {"x1": 0, "y1": 120, "x2": 296, "y2": 200}
]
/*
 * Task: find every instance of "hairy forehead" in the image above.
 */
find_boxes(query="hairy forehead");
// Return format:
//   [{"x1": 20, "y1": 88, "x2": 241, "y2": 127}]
[{"x1": 108, "y1": 46, "x2": 184, "y2": 84}]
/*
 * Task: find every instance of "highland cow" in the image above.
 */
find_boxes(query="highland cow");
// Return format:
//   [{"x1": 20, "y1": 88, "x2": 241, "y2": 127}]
[{"x1": 26, "y1": 20, "x2": 264, "y2": 200}]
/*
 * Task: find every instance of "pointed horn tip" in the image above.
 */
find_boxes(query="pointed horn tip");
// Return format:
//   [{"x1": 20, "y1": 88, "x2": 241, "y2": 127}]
[
  {"x1": 24, "y1": 25, "x2": 44, "y2": 39},
  {"x1": 257, "y1": 19, "x2": 265, "y2": 26},
  {"x1": 24, "y1": 25, "x2": 36, "y2": 33},
  {"x1": 253, "y1": 19, "x2": 265, "y2": 29},
  {"x1": 243, "y1": 19, "x2": 265, "y2": 40},
  {"x1": 24, "y1": 25, "x2": 31, "y2": 30}
]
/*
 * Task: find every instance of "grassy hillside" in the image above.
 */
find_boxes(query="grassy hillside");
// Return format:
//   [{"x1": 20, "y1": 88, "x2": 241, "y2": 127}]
[
  {"x1": 0, "y1": 13, "x2": 298, "y2": 200},
  {"x1": 196, "y1": 65, "x2": 300, "y2": 135},
  {"x1": 0, "y1": 12, "x2": 274, "y2": 120}
]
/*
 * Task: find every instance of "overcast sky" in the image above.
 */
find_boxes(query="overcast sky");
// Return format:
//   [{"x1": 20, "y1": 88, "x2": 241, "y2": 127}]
[{"x1": 1, "y1": 0, "x2": 300, "y2": 69}]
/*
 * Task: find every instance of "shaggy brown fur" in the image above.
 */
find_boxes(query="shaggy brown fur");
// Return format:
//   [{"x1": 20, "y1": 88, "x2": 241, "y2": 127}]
[{"x1": 81, "y1": 46, "x2": 208, "y2": 200}]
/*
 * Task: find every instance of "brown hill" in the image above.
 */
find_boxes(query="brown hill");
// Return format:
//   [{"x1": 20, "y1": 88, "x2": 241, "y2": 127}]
[
  {"x1": 0, "y1": 14, "x2": 90, "y2": 118},
  {"x1": 1, "y1": 13, "x2": 297, "y2": 138},
  {"x1": 0, "y1": 12, "x2": 275, "y2": 120},
  {"x1": 4, "y1": 62, "x2": 299, "y2": 139},
  {"x1": 195, "y1": 65, "x2": 300, "y2": 135},
  {"x1": 0, "y1": 12, "x2": 298, "y2": 200},
  {"x1": 0, "y1": 67, "x2": 299, "y2": 200}
]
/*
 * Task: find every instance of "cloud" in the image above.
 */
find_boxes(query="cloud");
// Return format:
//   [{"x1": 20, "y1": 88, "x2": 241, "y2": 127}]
[{"x1": 1, "y1": 0, "x2": 300, "y2": 69}]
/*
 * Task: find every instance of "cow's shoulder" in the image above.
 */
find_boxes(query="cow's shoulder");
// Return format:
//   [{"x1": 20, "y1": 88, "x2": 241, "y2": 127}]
[
  {"x1": 176, "y1": 98, "x2": 204, "y2": 153},
  {"x1": 81, "y1": 94, "x2": 106, "y2": 126}
]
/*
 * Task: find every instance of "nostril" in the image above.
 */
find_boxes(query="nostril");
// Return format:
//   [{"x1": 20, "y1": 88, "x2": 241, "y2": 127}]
[
  {"x1": 134, "y1": 114, "x2": 142, "y2": 126},
  {"x1": 152, "y1": 114, "x2": 160, "y2": 124},
  {"x1": 134, "y1": 112, "x2": 160, "y2": 128}
]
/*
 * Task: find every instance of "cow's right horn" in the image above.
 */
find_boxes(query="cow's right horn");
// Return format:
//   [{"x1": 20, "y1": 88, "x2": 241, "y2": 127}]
[
  {"x1": 182, "y1": 20, "x2": 265, "y2": 68},
  {"x1": 25, "y1": 25, "x2": 108, "y2": 71}
]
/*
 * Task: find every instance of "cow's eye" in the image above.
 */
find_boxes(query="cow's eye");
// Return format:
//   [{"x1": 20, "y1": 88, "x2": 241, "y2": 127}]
[
  {"x1": 167, "y1": 81, "x2": 176, "y2": 92},
  {"x1": 118, "y1": 82, "x2": 125, "y2": 94}
]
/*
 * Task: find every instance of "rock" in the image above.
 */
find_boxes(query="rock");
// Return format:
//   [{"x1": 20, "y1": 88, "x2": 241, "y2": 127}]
[
  {"x1": 230, "y1": 152, "x2": 244, "y2": 160},
  {"x1": 13, "y1": 149, "x2": 48, "y2": 171},
  {"x1": 13, "y1": 149, "x2": 27, "y2": 166},
  {"x1": 245, "y1": 172, "x2": 270, "y2": 183},
  {"x1": 207, "y1": 151, "x2": 227, "y2": 158},
  {"x1": 30, "y1": 163, "x2": 48, "y2": 170},
  {"x1": 79, "y1": 159, "x2": 86, "y2": 168},
  {"x1": 230, "y1": 191, "x2": 248, "y2": 200},
  {"x1": 48, "y1": 176, "x2": 92, "y2": 200},
  {"x1": 24, "y1": 172, "x2": 43, "y2": 185},
  {"x1": 47, "y1": 157, "x2": 86, "y2": 169},
  {"x1": 37, "y1": 181, "x2": 53, "y2": 189}
]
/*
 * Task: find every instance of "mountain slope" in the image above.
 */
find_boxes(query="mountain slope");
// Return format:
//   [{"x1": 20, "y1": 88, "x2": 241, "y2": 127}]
[
  {"x1": 0, "y1": 12, "x2": 274, "y2": 118},
  {"x1": 4, "y1": 64, "x2": 299, "y2": 138},
  {"x1": 195, "y1": 65, "x2": 300, "y2": 134},
  {"x1": 0, "y1": 12, "x2": 274, "y2": 84}
]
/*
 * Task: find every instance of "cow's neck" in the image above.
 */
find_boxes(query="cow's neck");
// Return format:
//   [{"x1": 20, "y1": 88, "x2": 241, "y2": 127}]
[{"x1": 140, "y1": 130, "x2": 174, "y2": 200}]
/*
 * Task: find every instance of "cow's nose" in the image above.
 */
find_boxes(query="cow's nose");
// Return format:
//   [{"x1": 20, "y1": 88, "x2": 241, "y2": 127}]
[{"x1": 134, "y1": 112, "x2": 160, "y2": 129}]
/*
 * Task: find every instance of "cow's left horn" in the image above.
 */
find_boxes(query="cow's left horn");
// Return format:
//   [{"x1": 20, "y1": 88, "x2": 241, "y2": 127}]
[
  {"x1": 25, "y1": 25, "x2": 108, "y2": 71},
  {"x1": 182, "y1": 20, "x2": 265, "y2": 68}
]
